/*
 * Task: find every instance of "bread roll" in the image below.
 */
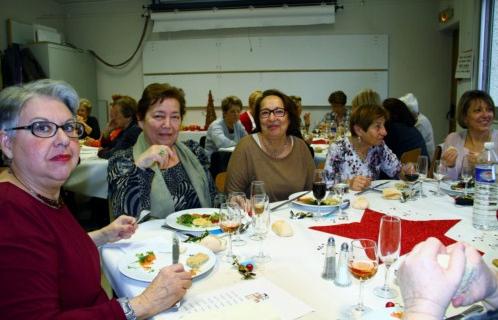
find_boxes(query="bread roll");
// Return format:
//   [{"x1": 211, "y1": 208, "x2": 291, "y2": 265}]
[
  {"x1": 271, "y1": 220, "x2": 293, "y2": 237},
  {"x1": 352, "y1": 196, "x2": 369, "y2": 209},
  {"x1": 382, "y1": 187, "x2": 402, "y2": 200},
  {"x1": 199, "y1": 235, "x2": 225, "y2": 253}
]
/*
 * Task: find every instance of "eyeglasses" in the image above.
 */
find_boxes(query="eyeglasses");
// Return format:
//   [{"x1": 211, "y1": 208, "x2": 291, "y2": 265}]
[
  {"x1": 259, "y1": 108, "x2": 286, "y2": 119},
  {"x1": 5, "y1": 120, "x2": 85, "y2": 138}
]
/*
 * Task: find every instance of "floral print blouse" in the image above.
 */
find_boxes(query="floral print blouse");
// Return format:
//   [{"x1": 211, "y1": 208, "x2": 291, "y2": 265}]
[{"x1": 323, "y1": 137, "x2": 401, "y2": 187}]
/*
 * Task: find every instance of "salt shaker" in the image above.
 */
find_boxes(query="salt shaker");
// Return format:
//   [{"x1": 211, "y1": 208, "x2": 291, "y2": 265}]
[
  {"x1": 321, "y1": 237, "x2": 336, "y2": 280},
  {"x1": 334, "y1": 242, "x2": 351, "y2": 287}
]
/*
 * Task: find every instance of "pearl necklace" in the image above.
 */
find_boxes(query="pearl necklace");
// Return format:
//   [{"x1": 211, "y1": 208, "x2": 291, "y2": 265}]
[
  {"x1": 9, "y1": 170, "x2": 64, "y2": 209},
  {"x1": 260, "y1": 134, "x2": 290, "y2": 159}
]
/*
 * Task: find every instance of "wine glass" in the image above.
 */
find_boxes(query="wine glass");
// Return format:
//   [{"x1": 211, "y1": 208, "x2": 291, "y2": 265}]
[
  {"x1": 461, "y1": 155, "x2": 473, "y2": 197},
  {"x1": 250, "y1": 181, "x2": 267, "y2": 240},
  {"x1": 228, "y1": 191, "x2": 249, "y2": 246},
  {"x1": 402, "y1": 162, "x2": 419, "y2": 200},
  {"x1": 374, "y1": 215, "x2": 401, "y2": 299},
  {"x1": 433, "y1": 160, "x2": 448, "y2": 196},
  {"x1": 219, "y1": 202, "x2": 241, "y2": 262},
  {"x1": 313, "y1": 169, "x2": 327, "y2": 220},
  {"x1": 251, "y1": 196, "x2": 271, "y2": 263},
  {"x1": 334, "y1": 174, "x2": 349, "y2": 220},
  {"x1": 348, "y1": 239, "x2": 378, "y2": 316},
  {"x1": 417, "y1": 155, "x2": 429, "y2": 198}
]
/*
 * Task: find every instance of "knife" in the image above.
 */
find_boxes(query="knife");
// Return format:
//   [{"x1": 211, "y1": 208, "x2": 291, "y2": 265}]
[
  {"x1": 445, "y1": 305, "x2": 484, "y2": 320},
  {"x1": 356, "y1": 181, "x2": 391, "y2": 195},
  {"x1": 270, "y1": 190, "x2": 311, "y2": 212},
  {"x1": 172, "y1": 233, "x2": 180, "y2": 264}
]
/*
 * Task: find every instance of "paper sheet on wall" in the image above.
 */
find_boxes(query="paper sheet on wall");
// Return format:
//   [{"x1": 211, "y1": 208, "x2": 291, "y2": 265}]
[{"x1": 159, "y1": 277, "x2": 314, "y2": 320}]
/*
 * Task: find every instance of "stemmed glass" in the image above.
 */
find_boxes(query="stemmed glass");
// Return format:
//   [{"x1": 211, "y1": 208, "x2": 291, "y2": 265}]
[
  {"x1": 250, "y1": 181, "x2": 266, "y2": 240},
  {"x1": 417, "y1": 155, "x2": 429, "y2": 198},
  {"x1": 334, "y1": 174, "x2": 349, "y2": 220},
  {"x1": 251, "y1": 195, "x2": 271, "y2": 263},
  {"x1": 433, "y1": 160, "x2": 448, "y2": 196},
  {"x1": 312, "y1": 169, "x2": 327, "y2": 219},
  {"x1": 402, "y1": 162, "x2": 419, "y2": 200},
  {"x1": 348, "y1": 239, "x2": 379, "y2": 316},
  {"x1": 461, "y1": 155, "x2": 473, "y2": 197},
  {"x1": 219, "y1": 202, "x2": 241, "y2": 262},
  {"x1": 374, "y1": 216, "x2": 401, "y2": 299},
  {"x1": 228, "y1": 191, "x2": 249, "y2": 246}
]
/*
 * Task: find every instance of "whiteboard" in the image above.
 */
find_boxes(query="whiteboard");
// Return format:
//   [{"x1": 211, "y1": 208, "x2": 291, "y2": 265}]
[{"x1": 143, "y1": 34, "x2": 388, "y2": 106}]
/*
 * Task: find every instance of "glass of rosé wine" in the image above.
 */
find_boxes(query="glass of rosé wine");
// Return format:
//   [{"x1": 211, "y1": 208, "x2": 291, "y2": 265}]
[{"x1": 219, "y1": 203, "x2": 241, "y2": 262}]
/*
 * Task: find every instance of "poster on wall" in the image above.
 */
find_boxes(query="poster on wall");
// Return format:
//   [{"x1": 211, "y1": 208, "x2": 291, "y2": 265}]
[{"x1": 455, "y1": 50, "x2": 473, "y2": 79}]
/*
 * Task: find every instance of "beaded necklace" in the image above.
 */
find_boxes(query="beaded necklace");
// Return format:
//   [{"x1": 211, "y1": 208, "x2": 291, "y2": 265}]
[{"x1": 9, "y1": 169, "x2": 64, "y2": 209}]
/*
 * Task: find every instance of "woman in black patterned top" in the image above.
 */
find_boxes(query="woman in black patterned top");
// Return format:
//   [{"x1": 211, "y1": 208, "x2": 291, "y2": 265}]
[
  {"x1": 324, "y1": 104, "x2": 401, "y2": 191},
  {"x1": 107, "y1": 83, "x2": 215, "y2": 219}
]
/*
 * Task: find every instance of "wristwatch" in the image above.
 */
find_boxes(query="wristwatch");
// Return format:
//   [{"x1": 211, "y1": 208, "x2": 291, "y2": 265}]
[{"x1": 117, "y1": 297, "x2": 137, "y2": 320}]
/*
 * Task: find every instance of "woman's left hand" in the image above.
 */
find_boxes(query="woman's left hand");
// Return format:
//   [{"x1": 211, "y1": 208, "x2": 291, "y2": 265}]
[
  {"x1": 103, "y1": 215, "x2": 138, "y2": 243},
  {"x1": 349, "y1": 175, "x2": 371, "y2": 191}
]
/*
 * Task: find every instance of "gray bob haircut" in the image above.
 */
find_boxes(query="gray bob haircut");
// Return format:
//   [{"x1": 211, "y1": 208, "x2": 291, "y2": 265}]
[{"x1": 0, "y1": 79, "x2": 79, "y2": 134}]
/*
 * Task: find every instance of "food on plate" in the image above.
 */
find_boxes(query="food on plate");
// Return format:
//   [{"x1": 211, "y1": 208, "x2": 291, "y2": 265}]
[
  {"x1": 382, "y1": 188, "x2": 402, "y2": 200},
  {"x1": 199, "y1": 235, "x2": 226, "y2": 253},
  {"x1": 186, "y1": 252, "x2": 209, "y2": 275},
  {"x1": 437, "y1": 254, "x2": 475, "y2": 297},
  {"x1": 176, "y1": 212, "x2": 220, "y2": 227},
  {"x1": 351, "y1": 196, "x2": 369, "y2": 209},
  {"x1": 451, "y1": 179, "x2": 475, "y2": 190},
  {"x1": 297, "y1": 195, "x2": 340, "y2": 206},
  {"x1": 271, "y1": 220, "x2": 293, "y2": 237},
  {"x1": 394, "y1": 182, "x2": 408, "y2": 190},
  {"x1": 135, "y1": 251, "x2": 156, "y2": 271},
  {"x1": 455, "y1": 195, "x2": 473, "y2": 206}
]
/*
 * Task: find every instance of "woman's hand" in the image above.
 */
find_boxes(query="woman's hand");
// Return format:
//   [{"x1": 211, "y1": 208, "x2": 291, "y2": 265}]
[
  {"x1": 130, "y1": 264, "x2": 193, "y2": 318},
  {"x1": 399, "y1": 238, "x2": 466, "y2": 320},
  {"x1": 348, "y1": 175, "x2": 371, "y2": 191},
  {"x1": 102, "y1": 215, "x2": 138, "y2": 243},
  {"x1": 442, "y1": 147, "x2": 458, "y2": 168},
  {"x1": 135, "y1": 145, "x2": 174, "y2": 170}
]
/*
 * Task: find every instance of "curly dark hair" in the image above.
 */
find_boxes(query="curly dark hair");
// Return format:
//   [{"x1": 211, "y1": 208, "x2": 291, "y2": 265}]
[
  {"x1": 328, "y1": 90, "x2": 347, "y2": 105},
  {"x1": 253, "y1": 89, "x2": 301, "y2": 137}
]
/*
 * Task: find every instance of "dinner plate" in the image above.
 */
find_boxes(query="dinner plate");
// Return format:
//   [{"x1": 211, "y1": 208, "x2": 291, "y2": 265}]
[
  {"x1": 440, "y1": 181, "x2": 474, "y2": 196},
  {"x1": 288, "y1": 191, "x2": 342, "y2": 213},
  {"x1": 165, "y1": 208, "x2": 221, "y2": 232},
  {"x1": 118, "y1": 243, "x2": 216, "y2": 282}
]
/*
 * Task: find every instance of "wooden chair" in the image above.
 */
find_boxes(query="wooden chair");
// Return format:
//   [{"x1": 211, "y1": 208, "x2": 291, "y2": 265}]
[
  {"x1": 215, "y1": 172, "x2": 227, "y2": 193},
  {"x1": 400, "y1": 148, "x2": 421, "y2": 164},
  {"x1": 428, "y1": 144, "x2": 443, "y2": 179}
]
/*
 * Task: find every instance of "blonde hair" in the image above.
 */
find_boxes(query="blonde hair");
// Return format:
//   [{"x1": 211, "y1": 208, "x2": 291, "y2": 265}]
[
  {"x1": 351, "y1": 89, "x2": 381, "y2": 110},
  {"x1": 79, "y1": 98, "x2": 92, "y2": 113},
  {"x1": 248, "y1": 90, "x2": 262, "y2": 112}
]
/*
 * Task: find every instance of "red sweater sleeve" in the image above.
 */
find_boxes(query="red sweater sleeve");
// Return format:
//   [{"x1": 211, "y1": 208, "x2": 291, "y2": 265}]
[{"x1": 0, "y1": 183, "x2": 126, "y2": 320}]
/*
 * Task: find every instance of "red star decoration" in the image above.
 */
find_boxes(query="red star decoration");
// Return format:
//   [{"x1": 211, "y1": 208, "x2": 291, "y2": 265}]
[{"x1": 310, "y1": 209, "x2": 461, "y2": 256}]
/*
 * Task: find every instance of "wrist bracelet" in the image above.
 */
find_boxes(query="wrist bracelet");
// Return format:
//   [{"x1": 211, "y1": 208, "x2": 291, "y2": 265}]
[{"x1": 117, "y1": 297, "x2": 137, "y2": 320}]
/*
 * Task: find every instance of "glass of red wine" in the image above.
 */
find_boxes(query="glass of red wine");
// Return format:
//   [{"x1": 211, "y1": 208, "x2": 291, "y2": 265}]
[
  {"x1": 348, "y1": 239, "x2": 378, "y2": 317},
  {"x1": 312, "y1": 169, "x2": 327, "y2": 220},
  {"x1": 402, "y1": 162, "x2": 419, "y2": 200}
]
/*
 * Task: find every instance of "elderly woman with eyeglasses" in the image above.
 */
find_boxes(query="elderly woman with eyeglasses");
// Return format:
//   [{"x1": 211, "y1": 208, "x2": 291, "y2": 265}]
[
  {"x1": 108, "y1": 83, "x2": 216, "y2": 219},
  {"x1": 225, "y1": 89, "x2": 315, "y2": 202},
  {"x1": 0, "y1": 79, "x2": 192, "y2": 319}
]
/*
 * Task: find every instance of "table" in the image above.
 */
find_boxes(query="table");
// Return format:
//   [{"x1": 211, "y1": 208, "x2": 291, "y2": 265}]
[
  {"x1": 100, "y1": 181, "x2": 498, "y2": 319},
  {"x1": 64, "y1": 146, "x2": 108, "y2": 199}
]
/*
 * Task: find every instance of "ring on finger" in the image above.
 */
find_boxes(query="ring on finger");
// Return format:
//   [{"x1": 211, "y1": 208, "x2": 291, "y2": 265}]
[{"x1": 159, "y1": 148, "x2": 166, "y2": 156}]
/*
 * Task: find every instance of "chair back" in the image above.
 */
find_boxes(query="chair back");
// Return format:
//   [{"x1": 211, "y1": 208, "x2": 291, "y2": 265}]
[
  {"x1": 400, "y1": 148, "x2": 421, "y2": 164},
  {"x1": 209, "y1": 151, "x2": 232, "y2": 180},
  {"x1": 199, "y1": 136, "x2": 206, "y2": 148},
  {"x1": 215, "y1": 172, "x2": 227, "y2": 193}
]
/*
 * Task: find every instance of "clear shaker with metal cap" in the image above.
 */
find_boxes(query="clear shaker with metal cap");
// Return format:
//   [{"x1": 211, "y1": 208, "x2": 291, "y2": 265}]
[
  {"x1": 334, "y1": 242, "x2": 352, "y2": 287},
  {"x1": 322, "y1": 237, "x2": 336, "y2": 280}
]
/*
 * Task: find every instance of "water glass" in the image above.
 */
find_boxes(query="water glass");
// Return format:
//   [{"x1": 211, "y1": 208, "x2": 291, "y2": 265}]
[
  {"x1": 461, "y1": 155, "x2": 473, "y2": 197},
  {"x1": 433, "y1": 160, "x2": 447, "y2": 196},
  {"x1": 417, "y1": 155, "x2": 428, "y2": 198}
]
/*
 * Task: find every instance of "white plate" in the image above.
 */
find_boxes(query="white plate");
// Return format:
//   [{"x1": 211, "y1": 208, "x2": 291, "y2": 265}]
[
  {"x1": 118, "y1": 243, "x2": 216, "y2": 282},
  {"x1": 440, "y1": 181, "x2": 474, "y2": 196},
  {"x1": 289, "y1": 191, "x2": 341, "y2": 213},
  {"x1": 165, "y1": 208, "x2": 221, "y2": 232}
]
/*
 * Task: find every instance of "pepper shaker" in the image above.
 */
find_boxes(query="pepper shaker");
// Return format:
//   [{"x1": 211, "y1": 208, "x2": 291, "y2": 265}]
[
  {"x1": 334, "y1": 242, "x2": 352, "y2": 287},
  {"x1": 322, "y1": 237, "x2": 336, "y2": 280}
]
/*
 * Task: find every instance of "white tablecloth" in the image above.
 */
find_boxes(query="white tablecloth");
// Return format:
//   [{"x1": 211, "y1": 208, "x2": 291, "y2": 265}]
[
  {"x1": 64, "y1": 146, "x2": 108, "y2": 199},
  {"x1": 100, "y1": 181, "x2": 498, "y2": 319}
]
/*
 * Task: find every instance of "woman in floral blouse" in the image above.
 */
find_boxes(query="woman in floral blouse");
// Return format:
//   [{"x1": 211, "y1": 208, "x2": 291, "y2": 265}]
[{"x1": 324, "y1": 104, "x2": 401, "y2": 191}]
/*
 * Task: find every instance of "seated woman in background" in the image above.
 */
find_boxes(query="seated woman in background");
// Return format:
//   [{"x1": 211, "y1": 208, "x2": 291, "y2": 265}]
[
  {"x1": 97, "y1": 94, "x2": 142, "y2": 159},
  {"x1": 205, "y1": 95, "x2": 247, "y2": 156},
  {"x1": 324, "y1": 104, "x2": 401, "y2": 191},
  {"x1": 0, "y1": 79, "x2": 192, "y2": 318},
  {"x1": 239, "y1": 90, "x2": 262, "y2": 134},
  {"x1": 225, "y1": 89, "x2": 315, "y2": 202},
  {"x1": 108, "y1": 83, "x2": 215, "y2": 218},
  {"x1": 442, "y1": 90, "x2": 498, "y2": 180},
  {"x1": 383, "y1": 98, "x2": 428, "y2": 160},
  {"x1": 351, "y1": 88, "x2": 381, "y2": 111},
  {"x1": 77, "y1": 98, "x2": 101, "y2": 139}
]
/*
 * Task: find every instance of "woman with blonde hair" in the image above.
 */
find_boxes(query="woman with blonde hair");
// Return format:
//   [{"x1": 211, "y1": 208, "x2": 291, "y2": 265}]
[
  {"x1": 351, "y1": 89, "x2": 381, "y2": 111},
  {"x1": 77, "y1": 98, "x2": 101, "y2": 139}
]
